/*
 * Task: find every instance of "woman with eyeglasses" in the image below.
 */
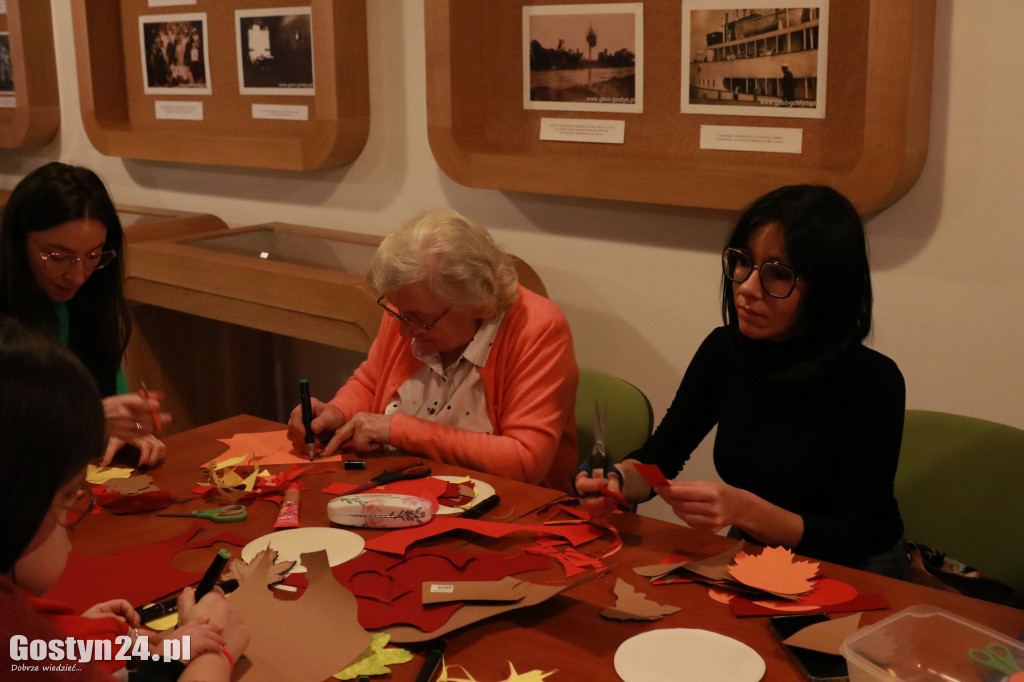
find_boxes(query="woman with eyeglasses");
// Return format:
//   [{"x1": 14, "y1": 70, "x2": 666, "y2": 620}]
[
  {"x1": 286, "y1": 209, "x2": 579, "y2": 490},
  {"x1": 0, "y1": 162, "x2": 169, "y2": 467},
  {"x1": 0, "y1": 319, "x2": 249, "y2": 681},
  {"x1": 575, "y1": 185, "x2": 909, "y2": 576}
]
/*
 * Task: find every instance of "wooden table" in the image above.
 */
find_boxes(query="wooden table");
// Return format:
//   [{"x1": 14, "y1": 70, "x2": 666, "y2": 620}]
[{"x1": 72, "y1": 415, "x2": 1024, "y2": 681}]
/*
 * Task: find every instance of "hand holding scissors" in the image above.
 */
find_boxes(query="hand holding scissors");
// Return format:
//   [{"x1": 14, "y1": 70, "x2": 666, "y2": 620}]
[
  {"x1": 969, "y1": 642, "x2": 1024, "y2": 681},
  {"x1": 572, "y1": 404, "x2": 630, "y2": 510},
  {"x1": 157, "y1": 505, "x2": 248, "y2": 523},
  {"x1": 339, "y1": 461, "x2": 431, "y2": 497}
]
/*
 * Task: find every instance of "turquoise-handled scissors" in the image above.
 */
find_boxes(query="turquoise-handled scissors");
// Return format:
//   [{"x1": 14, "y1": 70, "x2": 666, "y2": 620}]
[
  {"x1": 572, "y1": 403, "x2": 628, "y2": 508},
  {"x1": 969, "y1": 642, "x2": 1024, "y2": 679},
  {"x1": 156, "y1": 504, "x2": 247, "y2": 523}
]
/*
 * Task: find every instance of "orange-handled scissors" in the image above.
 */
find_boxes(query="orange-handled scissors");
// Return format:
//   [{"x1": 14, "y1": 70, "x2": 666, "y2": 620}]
[
  {"x1": 156, "y1": 505, "x2": 247, "y2": 523},
  {"x1": 338, "y1": 461, "x2": 431, "y2": 497}
]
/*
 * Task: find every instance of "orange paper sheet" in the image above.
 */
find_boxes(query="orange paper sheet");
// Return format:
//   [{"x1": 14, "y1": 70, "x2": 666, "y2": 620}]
[{"x1": 204, "y1": 429, "x2": 347, "y2": 466}]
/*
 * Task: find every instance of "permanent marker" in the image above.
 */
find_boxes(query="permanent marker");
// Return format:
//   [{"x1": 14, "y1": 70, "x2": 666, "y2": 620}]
[{"x1": 299, "y1": 378, "x2": 316, "y2": 461}]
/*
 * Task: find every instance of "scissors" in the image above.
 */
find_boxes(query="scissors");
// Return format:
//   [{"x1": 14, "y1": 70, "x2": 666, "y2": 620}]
[
  {"x1": 970, "y1": 643, "x2": 1024, "y2": 679},
  {"x1": 156, "y1": 505, "x2": 247, "y2": 523},
  {"x1": 572, "y1": 403, "x2": 627, "y2": 507},
  {"x1": 339, "y1": 461, "x2": 432, "y2": 497}
]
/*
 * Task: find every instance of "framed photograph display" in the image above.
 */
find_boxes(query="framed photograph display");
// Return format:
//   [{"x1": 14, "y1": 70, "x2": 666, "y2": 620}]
[
  {"x1": 71, "y1": 0, "x2": 369, "y2": 171},
  {"x1": 523, "y1": 3, "x2": 643, "y2": 114},
  {"x1": 425, "y1": 0, "x2": 936, "y2": 214},
  {"x1": 0, "y1": 0, "x2": 59, "y2": 148},
  {"x1": 682, "y1": 2, "x2": 828, "y2": 119},
  {"x1": 236, "y1": 7, "x2": 315, "y2": 96}
]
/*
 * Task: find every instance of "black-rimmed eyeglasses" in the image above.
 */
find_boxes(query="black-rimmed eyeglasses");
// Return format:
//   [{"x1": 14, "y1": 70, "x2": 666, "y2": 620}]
[
  {"x1": 376, "y1": 295, "x2": 450, "y2": 334},
  {"x1": 722, "y1": 247, "x2": 802, "y2": 299}
]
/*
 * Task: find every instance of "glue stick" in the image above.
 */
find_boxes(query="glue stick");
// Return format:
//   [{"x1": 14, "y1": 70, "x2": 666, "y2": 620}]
[{"x1": 274, "y1": 484, "x2": 301, "y2": 529}]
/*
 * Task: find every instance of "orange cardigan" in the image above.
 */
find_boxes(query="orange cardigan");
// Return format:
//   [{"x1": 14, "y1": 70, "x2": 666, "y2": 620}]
[{"x1": 329, "y1": 285, "x2": 578, "y2": 491}]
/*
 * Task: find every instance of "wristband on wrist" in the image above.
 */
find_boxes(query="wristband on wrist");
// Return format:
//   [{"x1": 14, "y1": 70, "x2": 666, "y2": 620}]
[{"x1": 220, "y1": 647, "x2": 236, "y2": 671}]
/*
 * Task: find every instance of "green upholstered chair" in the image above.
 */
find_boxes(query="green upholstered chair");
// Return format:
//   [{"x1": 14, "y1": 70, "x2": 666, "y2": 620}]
[
  {"x1": 895, "y1": 409, "x2": 1024, "y2": 598},
  {"x1": 575, "y1": 367, "x2": 654, "y2": 464}
]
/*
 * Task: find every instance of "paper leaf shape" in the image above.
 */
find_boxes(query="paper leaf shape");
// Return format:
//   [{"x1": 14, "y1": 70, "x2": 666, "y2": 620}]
[
  {"x1": 223, "y1": 548, "x2": 296, "y2": 586},
  {"x1": 502, "y1": 663, "x2": 558, "y2": 681},
  {"x1": 86, "y1": 464, "x2": 133, "y2": 484},
  {"x1": 783, "y1": 612, "x2": 863, "y2": 655},
  {"x1": 332, "y1": 632, "x2": 413, "y2": 679},
  {"x1": 601, "y1": 578, "x2": 681, "y2": 621},
  {"x1": 728, "y1": 546, "x2": 818, "y2": 595},
  {"x1": 231, "y1": 549, "x2": 372, "y2": 681}
]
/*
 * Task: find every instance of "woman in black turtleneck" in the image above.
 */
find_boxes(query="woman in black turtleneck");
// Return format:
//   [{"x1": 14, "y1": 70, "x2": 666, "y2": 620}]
[{"x1": 575, "y1": 185, "x2": 908, "y2": 578}]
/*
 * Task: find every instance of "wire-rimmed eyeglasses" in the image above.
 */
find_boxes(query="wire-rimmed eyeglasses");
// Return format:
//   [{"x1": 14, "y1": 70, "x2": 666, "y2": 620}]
[
  {"x1": 35, "y1": 249, "x2": 117, "y2": 275},
  {"x1": 54, "y1": 484, "x2": 96, "y2": 530},
  {"x1": 722, "y1": 247, "x2": 802, "y2": 299},
  {"x1": 376, "y1": 295, "x2": 450, "y2": 334}
]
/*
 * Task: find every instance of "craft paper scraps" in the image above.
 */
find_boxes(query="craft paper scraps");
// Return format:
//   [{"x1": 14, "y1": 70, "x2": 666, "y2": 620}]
[
  {"x1": 525, "y1": 543, "x2": 605, "y2": 579},
  {"x1": 207, "y1": 429, "x2": 347, "y2": 466},
  {"x1": 633, "y1": 462, "x2": 670, "y2": 488},
  {"x1": 728, "y1": 546, "x2": 818, "y2": 596},
  {"x1": 231, "y1": 549, "x2": 372, "y2": 682},
  {"x1": 782, "y1": 612, "x2": 863, "y2": 655},
  {"x1": 86, "y1": 464, "x2": 133, "y2": 484},
  {"x1": 651, "y1": 555, "x2": 695, "y2": 585},
  {"x1": 364, "y1": 516, "x2": 604, "y2": 556},
  {"x1": 439, "y1": 663, "x2": 558, "y2": 682},
  {"x1": 753, "y1": 577, "x2": 858, "y2": 611},
  {"x1": 438, "y1": 477, "x2": 477, "y2": 509},
  {"x1": 730, "y1": 591, "x2": 888, "y2": 617},
  {"x1": 634, "y1": 541, "x2": 745, "y2": 582},
  {"x1": 601, "y1": 578, "x2": 681, "y2": 621},
  {"x1": 333, "y1": 632, "x2": 413, "y2": 680}
]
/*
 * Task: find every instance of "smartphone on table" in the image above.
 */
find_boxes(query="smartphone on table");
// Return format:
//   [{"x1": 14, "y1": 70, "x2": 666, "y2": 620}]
[{"x1": 767, "y1": 613, "x2": 850, "y2": 682}]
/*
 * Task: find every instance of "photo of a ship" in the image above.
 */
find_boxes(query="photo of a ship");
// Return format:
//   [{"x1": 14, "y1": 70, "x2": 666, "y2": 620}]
[{"x1": 682, "y1": 2, "x2": 828, "y2": 118}]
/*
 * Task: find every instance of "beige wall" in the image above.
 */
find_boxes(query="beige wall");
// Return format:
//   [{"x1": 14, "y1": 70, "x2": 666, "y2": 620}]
[{"x1": 2, "y1": 2, "x2": 1022, "y2": 521}]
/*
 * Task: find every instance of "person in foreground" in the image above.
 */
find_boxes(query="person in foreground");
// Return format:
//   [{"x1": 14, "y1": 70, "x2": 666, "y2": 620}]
[
  {"x1": 0, "y1": 319, "x2": 249, "y2": 681},
  {"x1": 288, "y1": 209, "x2": 579, "y2": 490},
  {"x1": 575, "y1": 185, "x2": 909, "y2": 577},
  {"x1": 0, "y1": 162, "x2": 169, "y2": 466}
]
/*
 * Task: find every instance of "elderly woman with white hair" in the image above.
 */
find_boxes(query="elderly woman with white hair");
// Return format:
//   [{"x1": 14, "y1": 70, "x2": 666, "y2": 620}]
[{"x1": 287, "y1": 210, "x2": 578, "y2": 491}]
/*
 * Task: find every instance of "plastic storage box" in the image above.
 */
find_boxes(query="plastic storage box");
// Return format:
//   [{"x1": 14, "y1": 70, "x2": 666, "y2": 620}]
[{"x1": 840, "y1": 604, "x2": 1024, "y2": 682}]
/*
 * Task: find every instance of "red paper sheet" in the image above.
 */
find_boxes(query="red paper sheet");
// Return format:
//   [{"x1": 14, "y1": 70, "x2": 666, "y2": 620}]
[
  {"x1": 364, "y1": 516, "x2": 605, "y2": 556},
  {"x1": 730, "y1": 591, "x2": 889, "y2": 616}
]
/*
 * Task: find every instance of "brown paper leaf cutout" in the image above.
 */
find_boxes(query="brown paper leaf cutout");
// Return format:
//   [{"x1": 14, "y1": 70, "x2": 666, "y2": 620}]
[
  {"x1": 223, "y1": 548, "x2": 295, "y2": 586},
  {"x1": 601, "y1": 578, "x2": 681, "y2": 621}
]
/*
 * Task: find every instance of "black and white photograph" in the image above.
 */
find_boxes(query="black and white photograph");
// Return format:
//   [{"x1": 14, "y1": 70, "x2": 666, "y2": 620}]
[
  {"x1": 236, "y1": 7, "x2": 315, "y2": 96},
  {"x1": 0, "y1": 33, "x2": 13, "y2": 94},
  {"x1": 682, "y1": 1, "x2": 828, "y2": 118},
  {"x1": 139, "y1": 13, "x2": 211, "y2": 95},
  {"x1": 523, "y1": 3, "x2": 643, "y2": 114}
]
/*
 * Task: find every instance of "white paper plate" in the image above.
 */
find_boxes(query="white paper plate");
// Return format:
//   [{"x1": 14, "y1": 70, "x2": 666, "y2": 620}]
[
  {"x1": 240, "y1": 527, "x2": 364, "y2": 574},
  {"x1": 614, "y1": 629, "x2": 765, "y2": 682},
  {"x1": 433, "y1": 475, "x2": 496, "y2": 516}
]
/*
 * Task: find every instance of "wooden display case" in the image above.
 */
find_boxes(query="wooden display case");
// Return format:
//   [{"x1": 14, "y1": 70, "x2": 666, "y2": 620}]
[
  {"x1": 425, "y1": 0, "x2": 936, "y2": 214},
  {"x1": 70, "y1": 0, "x2": 369, "y2": 170},
  {"x1": 0, "y1": 0, "x2": 60, "y2": 148}
]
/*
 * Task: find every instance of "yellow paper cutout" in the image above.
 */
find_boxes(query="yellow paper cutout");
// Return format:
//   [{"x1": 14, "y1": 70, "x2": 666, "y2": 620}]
[
  {"x1": 333, "y1": 632, "x2": 413, "y2": 679},
  {"x1": 86, "y1": 464, "x2": 134, "y2": 485},
  {"x1": 144, "y1": 612, "x2": 178, "y2": 631},
  {"x1": 214, "y1": 454, "x2": 250, "y2": 471},
  {"x1": 438, "y1": 662, "x2": 557, "y2": 682},
  {"x1": 728, "y1": 546, "x2": 818, "y2": 596}
]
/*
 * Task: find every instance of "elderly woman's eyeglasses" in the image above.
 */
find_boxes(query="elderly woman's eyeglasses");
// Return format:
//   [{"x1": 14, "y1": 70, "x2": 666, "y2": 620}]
[
  {"x1": 36, "y1": 249, "x2": 117, "y2": 275},
  {"x1": 376, "y1": 295, "x2": 450, "y2": 334},
  {"x1": 722, "y1": 247, "x2": 802, "y2": 299},
  {"x1": 54, "y1": 484, "x2": 96, "y2": 530}
]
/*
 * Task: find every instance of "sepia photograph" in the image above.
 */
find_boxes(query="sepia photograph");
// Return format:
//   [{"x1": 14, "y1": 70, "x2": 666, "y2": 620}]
[
  {"x1": 682, "y1": 1, "x2": 828, "y2": 118},
  {"x1": 0, "y1": 33, "x2": 13, "y2": 94},
  {"x1": 523, "y1": 3, "x2": 643, "y2": 114},
  {"x1": 236, "y1": 7, "x2": 315, "y2": 96},
  {"x1": 139, "y1": 13, "x2": 211, "y2": 95}
]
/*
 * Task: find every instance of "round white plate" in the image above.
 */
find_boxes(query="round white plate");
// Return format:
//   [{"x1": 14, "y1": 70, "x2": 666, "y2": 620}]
[
  {"x1": 240, "y1": 527, "x2": 364, "y2": 574},
  {"x1": 433, "y1": 475, "x2": 496, "y2": 516},
  {"x1": 614, "y1": 629, "x2": 765, "y2": 682}
]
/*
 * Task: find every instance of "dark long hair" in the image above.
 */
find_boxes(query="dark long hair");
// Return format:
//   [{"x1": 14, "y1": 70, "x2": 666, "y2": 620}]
[
  {"x1": 721, "y1": 185, "x2": 872, "y2": 380},
  {"x1": 0, "y1": 319, "x2": 105, "y2": 574},
  {"x1": 0, "y1": 162, "x2": 130, "y2": 396}
]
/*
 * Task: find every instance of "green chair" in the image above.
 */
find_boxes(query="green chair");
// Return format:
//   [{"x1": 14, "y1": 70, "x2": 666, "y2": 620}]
[
  {"x1": 896, "y1": 409, "x2": 1024, "y2": 598},
  {"x1": 575, "y1": 367, "x2": 654, "y2": 464}
]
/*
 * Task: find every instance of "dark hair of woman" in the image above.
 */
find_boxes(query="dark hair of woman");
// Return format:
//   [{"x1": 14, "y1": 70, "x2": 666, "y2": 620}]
[
  {"x1": 0, "y1": 318, "x2": 105, "y2": 574},
  {"x1": 721, "y1": 184, "x2": 873, "y2": 380},
  {"x1": 0, "y1": 162, "x2": 130, "y2": 396}
]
